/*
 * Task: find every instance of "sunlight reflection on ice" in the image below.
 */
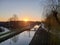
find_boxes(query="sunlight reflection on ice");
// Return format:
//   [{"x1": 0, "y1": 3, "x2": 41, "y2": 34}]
[
  {"x1": 0, "y1": 31, "x2": 35, "y2": 45},
  {"x1": 0, "y1": 25, "x2": 40, "y2": 45}
]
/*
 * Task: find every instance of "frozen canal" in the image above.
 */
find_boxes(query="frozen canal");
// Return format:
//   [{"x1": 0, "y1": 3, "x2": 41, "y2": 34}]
[
  {"x1": 0, "y1": 25, "x2": 40, "y2": 45},
  {"x1": 0, "y1": 31, "x2": 35, "y2": 45}
]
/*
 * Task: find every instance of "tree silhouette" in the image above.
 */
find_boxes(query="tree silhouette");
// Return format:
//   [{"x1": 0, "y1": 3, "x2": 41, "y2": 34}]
[
  {"x1": 51, "y1": 0, "x2": 60, "y2": 24},
  {"x1": 44, "y1": 0, "x2": 60, "y2": 30},
  {"x1": 8, "y1": 14, "x2": 19, "y2": 29}
]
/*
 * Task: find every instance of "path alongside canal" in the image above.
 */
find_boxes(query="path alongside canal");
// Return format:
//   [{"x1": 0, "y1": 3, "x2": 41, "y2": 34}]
[{"x1": 29, "y1": 27, "x2": 60, "y2": 45}]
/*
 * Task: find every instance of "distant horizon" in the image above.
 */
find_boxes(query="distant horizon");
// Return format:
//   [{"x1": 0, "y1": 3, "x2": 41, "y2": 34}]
[
  {"x1": 0, "y1": 0, "x2": 57, "y2": 22},
  {"x1": 0, "y1": 19, "x2": 42, "y2": 22}
]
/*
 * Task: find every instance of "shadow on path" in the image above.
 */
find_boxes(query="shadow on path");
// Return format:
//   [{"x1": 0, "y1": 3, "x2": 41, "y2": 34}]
[{"x1": 29, "y1": 27, "x2": 60, "y2": 45}]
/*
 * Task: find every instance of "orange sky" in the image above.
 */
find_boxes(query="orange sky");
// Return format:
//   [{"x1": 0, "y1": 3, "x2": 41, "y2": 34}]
[
  {"x1": 0, "y1": 0, "x2": 49, "y2": 22},
  {"x1": 0, "y1": 16, "x2": 44, "y2": 22}
]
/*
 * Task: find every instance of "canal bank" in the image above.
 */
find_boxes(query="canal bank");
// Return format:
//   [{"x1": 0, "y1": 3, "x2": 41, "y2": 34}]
[{"x1": 29, "y1": 27, "x2": 60, "y2": 45}]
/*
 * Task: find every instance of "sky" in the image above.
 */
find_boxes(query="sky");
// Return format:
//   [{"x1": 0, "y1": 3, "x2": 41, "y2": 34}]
[{"x1": 0, "y1": 0, "x2": 58, "y2": 21}]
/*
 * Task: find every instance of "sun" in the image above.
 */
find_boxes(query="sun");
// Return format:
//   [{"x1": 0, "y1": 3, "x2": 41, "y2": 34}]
[{"x1": 23, "y1": 18, "x2": 29, "y2": 22}]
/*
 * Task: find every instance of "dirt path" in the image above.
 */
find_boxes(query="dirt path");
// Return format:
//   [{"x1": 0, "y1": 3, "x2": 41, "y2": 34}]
[{"x1": 29, "y1": 27, "x2": 60, "y2": 45}]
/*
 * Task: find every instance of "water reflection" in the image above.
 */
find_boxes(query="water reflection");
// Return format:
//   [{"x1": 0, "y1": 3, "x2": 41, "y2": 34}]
[
  {"x1": 11, "y1": 35, "x2": 19, "y2": 43},
  {"x1": 0, "y1": 31, "x2": 35, "y2": 45},
  {"x1": 0, "y1": 25, "x2": 39, "y2": 45}
]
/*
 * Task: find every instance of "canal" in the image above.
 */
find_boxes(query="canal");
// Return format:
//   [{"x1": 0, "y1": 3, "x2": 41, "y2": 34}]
[{"x1": 0, "y1": 25, "x2": 40, "y2": 45}]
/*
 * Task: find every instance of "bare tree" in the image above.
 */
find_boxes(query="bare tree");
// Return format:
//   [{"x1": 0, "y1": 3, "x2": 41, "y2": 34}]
[
  {"x1": 50, "y1": 0, "x2": 60, "y2": 24},
  {"x1": 8, "y1": 14, "x2": 19, "y2": 29}
]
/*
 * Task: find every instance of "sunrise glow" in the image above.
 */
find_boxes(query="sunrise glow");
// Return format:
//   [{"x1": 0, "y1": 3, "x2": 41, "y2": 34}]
[{"x1": 23, "y1": 18, "x2": 29, "y2": 22}]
